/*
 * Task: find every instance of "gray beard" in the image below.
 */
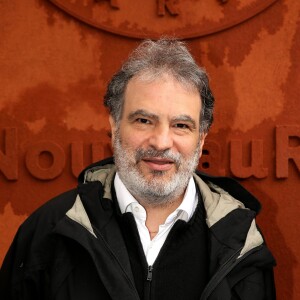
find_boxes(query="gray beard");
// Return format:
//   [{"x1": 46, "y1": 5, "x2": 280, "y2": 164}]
[{"x1": 113, "y1": 130, "x2": 200, "y2": 207}]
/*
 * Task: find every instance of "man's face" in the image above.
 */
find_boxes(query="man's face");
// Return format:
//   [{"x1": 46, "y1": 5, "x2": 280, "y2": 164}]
[{"x1": 110, "y1": 73, "x2": 206, "y2": 207}]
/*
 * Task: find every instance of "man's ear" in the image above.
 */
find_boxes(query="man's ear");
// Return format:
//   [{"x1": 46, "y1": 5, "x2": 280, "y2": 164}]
[
  {"x1": 199, "y1": 132, "x2": 207, "y2": 158},
  {"x1": 109, "y1": 115, "x2": 116, "y2": 144}
]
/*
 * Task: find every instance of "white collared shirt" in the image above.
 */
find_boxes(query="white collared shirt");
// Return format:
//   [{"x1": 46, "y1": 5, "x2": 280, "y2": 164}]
[{"x1": 114, "y1": 173, "x2": 198, "y2": 266}]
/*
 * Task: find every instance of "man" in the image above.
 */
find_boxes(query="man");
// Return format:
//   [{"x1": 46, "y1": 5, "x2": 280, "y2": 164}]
[{"x1": 0, "y1": 39, "x2": 276, "y2": 299}]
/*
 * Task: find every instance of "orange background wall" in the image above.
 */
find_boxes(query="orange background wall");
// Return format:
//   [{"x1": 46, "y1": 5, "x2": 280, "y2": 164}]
[{"x1": 1, "y1": 0, "x2": 299, "y2": 299}]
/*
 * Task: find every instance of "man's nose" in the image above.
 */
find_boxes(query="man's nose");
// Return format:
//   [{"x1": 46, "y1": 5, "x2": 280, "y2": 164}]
[{"x1": 148, "y1": 125, "x2": 173, "y2": 151}]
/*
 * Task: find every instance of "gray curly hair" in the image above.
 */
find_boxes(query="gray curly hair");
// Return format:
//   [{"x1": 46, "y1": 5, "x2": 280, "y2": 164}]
[{"x1": 104, "y1": 38, "x2": 214, "y2": 133}]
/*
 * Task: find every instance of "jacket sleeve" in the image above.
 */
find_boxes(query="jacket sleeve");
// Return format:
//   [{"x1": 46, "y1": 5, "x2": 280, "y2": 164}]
[
  {"x1": 0, "y1": 220, "x2": 53, "y2": 300},
  {"x1": 0, "y1": 189, "x2": 78, "y2": 300},
  {"x1": 231, "y1": 267, "x2": 276, "y2": 300}
]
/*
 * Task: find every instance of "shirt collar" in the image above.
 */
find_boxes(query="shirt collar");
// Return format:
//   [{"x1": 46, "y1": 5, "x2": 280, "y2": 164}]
[
  {"x1": 173, "y1": 176, "x2": 197, "y2": 222},
  {"x1": 114, "y1": 173, "x2": 197, "y2": 222}
]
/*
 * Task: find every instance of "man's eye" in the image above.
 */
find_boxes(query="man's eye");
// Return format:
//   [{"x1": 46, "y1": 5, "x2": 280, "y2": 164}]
[
  {"x1": 174, "y1": 123, "x2": 189, "y2": 129},
  {"x1": 137, "y1": 118, "x2": 150, "y2": 124}
]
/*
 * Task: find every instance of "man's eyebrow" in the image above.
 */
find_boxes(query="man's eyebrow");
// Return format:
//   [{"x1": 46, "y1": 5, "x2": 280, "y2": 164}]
[
  {"x1": 172, "y1": 115, "x2": 197, "y2": 129},
  {"x1": 128, "y1": 109, "x2": 159, "y2": 121}
]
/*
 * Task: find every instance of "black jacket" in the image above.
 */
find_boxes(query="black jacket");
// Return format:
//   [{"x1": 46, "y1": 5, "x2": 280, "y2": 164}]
[{"x1": 0, "y1": 157, "x2": 276, "y2": 299}]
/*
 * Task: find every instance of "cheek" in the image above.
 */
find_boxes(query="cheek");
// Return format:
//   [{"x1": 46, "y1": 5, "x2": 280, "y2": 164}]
[
  {"x1": 120, "y1": 129, "x2": 146, "y2": 149},
  {"x1": 175, "y1": 137, "x2": 200, "y2": 156}
]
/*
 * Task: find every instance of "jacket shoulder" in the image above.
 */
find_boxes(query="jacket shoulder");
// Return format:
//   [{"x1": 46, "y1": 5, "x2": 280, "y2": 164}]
[
  {"x1": 196, "y1": 171, "x2": 261, "y2": 213},
  {"x1": 21, "y1": 189, "x2": 77, "y2": 228},
  {"x1": 0, "y1": 189, "x2": 78, "y2": 289},
  {"x1": 4, "y1": 188, "x2": 78, "y2": 263}
]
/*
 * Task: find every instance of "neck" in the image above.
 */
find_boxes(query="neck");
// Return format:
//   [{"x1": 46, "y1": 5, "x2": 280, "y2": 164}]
[{"x1": 138, "y1": 195, "x2": 184, "y2": 239}]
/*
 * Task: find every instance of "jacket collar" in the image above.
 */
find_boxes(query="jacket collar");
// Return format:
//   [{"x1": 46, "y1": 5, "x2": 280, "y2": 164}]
[{"x1": 76, "y1": 158, "x2": 264, "y2": 258}]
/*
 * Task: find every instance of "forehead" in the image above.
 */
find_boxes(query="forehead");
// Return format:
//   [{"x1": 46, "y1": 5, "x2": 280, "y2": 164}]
[{"x1": 123, "y1": 73, "x2": 201, "y2": 122}]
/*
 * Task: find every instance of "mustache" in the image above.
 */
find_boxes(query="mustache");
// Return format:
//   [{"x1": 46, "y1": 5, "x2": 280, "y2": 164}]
[{"x1": 135, "y1": 148, "x2": 181, "y2": 165}]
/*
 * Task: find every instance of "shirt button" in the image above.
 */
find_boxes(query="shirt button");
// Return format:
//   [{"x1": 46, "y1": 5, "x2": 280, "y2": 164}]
[{"x1": 134, "y1": 207, "x2": 139, "y2": 213}]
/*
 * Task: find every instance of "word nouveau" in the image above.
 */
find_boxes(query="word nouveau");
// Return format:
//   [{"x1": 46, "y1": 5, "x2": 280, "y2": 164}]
[{"x1": 0, "y1": 126, "x2": 299, "y2": 180}]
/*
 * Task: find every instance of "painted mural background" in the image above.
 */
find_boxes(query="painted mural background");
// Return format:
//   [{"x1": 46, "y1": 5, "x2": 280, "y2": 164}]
[{"x1": 1, "y1": 0, "x2": 299, "y2": 298}]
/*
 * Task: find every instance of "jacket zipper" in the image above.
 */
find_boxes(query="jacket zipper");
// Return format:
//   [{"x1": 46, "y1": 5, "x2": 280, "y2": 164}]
[
  {"x1": 143, "y1": 221, "x2": 181, "y2": 300},
  {"x1": 199, "y1": 245, "x2": 263, "y2": 300},
  {"x1": 145, "y1": 265, "x2": 153, "y2": 300},
  {"x1": 147, "y1": 265, "x2": 153, "y2": 281}
]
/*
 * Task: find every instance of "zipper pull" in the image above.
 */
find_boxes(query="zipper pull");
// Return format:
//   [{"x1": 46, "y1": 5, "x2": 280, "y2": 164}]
[{"x1": 147, "y1": 265, "x2": 153, "y2": 281}]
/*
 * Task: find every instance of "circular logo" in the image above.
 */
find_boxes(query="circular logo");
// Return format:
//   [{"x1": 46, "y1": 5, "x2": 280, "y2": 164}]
[{"x1": 48, "y1": 0, "x2": 278, "y2": 39}]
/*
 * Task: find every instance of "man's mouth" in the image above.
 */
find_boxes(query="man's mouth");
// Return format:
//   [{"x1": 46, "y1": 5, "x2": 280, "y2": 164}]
[{"x1": 141, "y1": 157, "x2": 175, "y2": 171}]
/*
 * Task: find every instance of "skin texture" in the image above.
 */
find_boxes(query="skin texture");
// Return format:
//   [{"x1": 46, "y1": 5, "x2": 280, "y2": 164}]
[{"x1": 110, "y1": 73, "x2": 207, "y2": 237}]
